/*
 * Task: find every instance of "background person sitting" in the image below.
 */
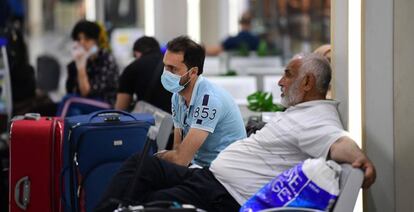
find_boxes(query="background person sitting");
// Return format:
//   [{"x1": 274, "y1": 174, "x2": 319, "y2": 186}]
[
  {"x1": 313, "y1": 44, "x2": 332, "y2": 98},
  {"x1": 115, "y1": 36, "x2": 172, "y2": 113},
  {"x1": 314, "y1": 44, "x2": 331, "y2": 62},
  {"x1": 66, "y1": 20, "x2": 119, "y2": 106},
  {"x1": 206, "y1": 11, "x2": 260, "y2": 56}
]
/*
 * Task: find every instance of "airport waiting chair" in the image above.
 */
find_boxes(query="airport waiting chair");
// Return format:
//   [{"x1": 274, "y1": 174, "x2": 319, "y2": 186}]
[
  {"x1": 259, "y1": 164, "x2": 364, "y2": 212},
  {"x1": 205, "y1": 76, "x2": 257, "y2": 105},
  {"x1": 36, "y1": 55, "x2": 60, "y2": 92},
  {"x1": 133, "y1": 101, "x2": 173, "y2": 151},
  {"x1": 56, "y1": 95, "x2": 112, "y2": 118},
  {"x1": 229, "y1": 56, "x2": 282, "y2": 75},
  {"x1": 203, "y1": 56, "x2": 221, "y2": 75}
]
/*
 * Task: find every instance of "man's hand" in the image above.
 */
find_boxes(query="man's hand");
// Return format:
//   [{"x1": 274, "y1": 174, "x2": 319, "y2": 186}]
[
  {"x1": 329, "y1": 136, "x2": 377, "y2": 189},
  {"x1": 351, "y1": 156, "x2": 376, "y2": 189},
  {"x1": 71, "y1": 43, "x2": 88, "y2": 70},
  {"x1": 157, "y1": 128, "x2": 209, "y2": 166},
  {"x1": 154, "y1": 150, "x2": 168, "y2": 158}
]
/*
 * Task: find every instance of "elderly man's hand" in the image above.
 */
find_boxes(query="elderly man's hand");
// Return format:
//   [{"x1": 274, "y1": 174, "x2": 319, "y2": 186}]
[{"x1": 351, "y1": 156, "x2": 376, "y2": 189}]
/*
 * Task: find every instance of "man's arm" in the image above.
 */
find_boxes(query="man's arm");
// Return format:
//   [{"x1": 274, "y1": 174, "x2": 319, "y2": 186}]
[
  {"x1": 172, "y1": 128, "x2": 183, "y2": 150},
  {"x1": 114, "y1": 93, "x2": 132, "y2": 110},
  {"x1": 205, "y1": 45, "x2": 223, "y2": 56},
  {"x1": 329, "y1": 136, "x2": 376, "y2": 189},
  {"x1": 157, "y1": 128, "x2": 209, "y2": 166}
]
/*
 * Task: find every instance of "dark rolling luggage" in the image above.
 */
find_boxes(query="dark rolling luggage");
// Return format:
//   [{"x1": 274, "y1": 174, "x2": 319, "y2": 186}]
[
  {"x1": 9, "y1": 113, "x2": 64, "y2": 212},
  {"x1": 62, "y1": 110, "x2": 155, "y2": 212}
]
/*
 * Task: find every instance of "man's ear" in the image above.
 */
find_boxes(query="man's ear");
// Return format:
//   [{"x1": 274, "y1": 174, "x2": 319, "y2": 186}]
[
  {"x1": 191, "y1": 67, "x2": 199, "y2": 76},
  {"x1": 134, "y1": 51, "x2": 142, "y2": 59},
  {"x1": 302, "y1": 74, "x2": 315, "y2": 92}
]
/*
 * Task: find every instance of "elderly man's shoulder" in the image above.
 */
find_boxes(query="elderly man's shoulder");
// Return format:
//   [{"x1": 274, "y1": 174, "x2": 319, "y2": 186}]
[
  {"x1": 284, "y1": 100, "x2": 342, "y2": 123},
  {"x1": 291, "y1": 100, "x2": 339, "y2": 112}
]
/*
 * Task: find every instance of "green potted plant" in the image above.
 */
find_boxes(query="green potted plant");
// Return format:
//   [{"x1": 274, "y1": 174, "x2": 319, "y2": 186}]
[
  {"x1": 237, "y1": 42, "x2": 250, "y2": 56},
  {"x1": 256, "y1": 39, "x2": 268, "y2": 57},
  {"x1": 247, "y1": 91, "x2": 285, "y2": 112}
]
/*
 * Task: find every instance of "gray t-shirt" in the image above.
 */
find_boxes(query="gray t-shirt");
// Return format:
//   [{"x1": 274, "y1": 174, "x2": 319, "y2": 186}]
[{"x1": 209, "y1": 100, "x2": 349, "y2": 204}]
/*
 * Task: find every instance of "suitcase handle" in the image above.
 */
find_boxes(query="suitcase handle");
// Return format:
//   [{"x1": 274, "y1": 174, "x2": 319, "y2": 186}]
[
  {"x1": 11, "y1": 113, "x2": 41, "y2": 121},
  {"x1": 14, "y1": 176, "x2": 31, "y2": 210},
  {"x1": 88, "y1": 110, "x2": 137, "y2": 122}
]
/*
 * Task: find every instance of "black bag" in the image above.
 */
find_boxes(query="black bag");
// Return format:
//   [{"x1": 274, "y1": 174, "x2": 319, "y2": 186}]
[{"x1": 245, "y1": 116, "x2": 266, "y2": 137}]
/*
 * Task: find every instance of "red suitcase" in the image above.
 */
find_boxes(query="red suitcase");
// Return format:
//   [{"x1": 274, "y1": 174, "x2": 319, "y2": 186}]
[{"x1": 9, "y1": 114, "x2": 63, "y2": 212}]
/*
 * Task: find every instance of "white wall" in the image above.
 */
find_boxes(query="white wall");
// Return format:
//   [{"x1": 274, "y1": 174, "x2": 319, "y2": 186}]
[
  {"x1": 333, "y1": 0, "x2": 400, "y2": 211},
  {"x1": 394, "y1": 0, "x2": 414, "y2": 211},
  {"x1": 363, "y1": 0, "x2": 395, "y2": 211},
  {"x1": 331, "y1": 0, "x2": 349, "y2": 128},
  {"x1": 28, "y1": 0, "x2": 43, "y2": 36},
  {"x1": 153, "y1": 0, "x2": 187, "y2": 44},
  {"x1": 200, "y1": 0, "x2": 221, "y2": 46}
]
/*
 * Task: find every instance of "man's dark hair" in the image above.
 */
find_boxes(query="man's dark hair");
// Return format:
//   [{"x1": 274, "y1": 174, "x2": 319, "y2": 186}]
[
  {"x1": 133, "y1": 36, "x2": 161, "y2": 55},
  {"x1": 166, "y1": 36, "x2": 205, "y2": 75},
  {"x1": 71, "y1": 20, "x2": 100, "y2": 41}
]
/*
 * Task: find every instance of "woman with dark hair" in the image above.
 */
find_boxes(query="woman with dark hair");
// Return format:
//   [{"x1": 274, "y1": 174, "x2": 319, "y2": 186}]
[{"x1": 66, "y1": 20, "x2": 119, "y2": 106}]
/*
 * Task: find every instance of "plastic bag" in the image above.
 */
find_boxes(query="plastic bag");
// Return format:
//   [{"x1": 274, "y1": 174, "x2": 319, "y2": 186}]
[{"x1": 240, "y1": 158, "x2": 341, "y2": 212}]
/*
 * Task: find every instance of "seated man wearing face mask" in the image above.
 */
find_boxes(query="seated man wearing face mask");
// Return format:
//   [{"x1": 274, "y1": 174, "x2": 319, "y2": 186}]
[
  {"x1": 66, "y1": 20, "x2": 119, "y2": 106},
  {"x1": 156, "y1": 36, "x2": 247, "y2": 168}
]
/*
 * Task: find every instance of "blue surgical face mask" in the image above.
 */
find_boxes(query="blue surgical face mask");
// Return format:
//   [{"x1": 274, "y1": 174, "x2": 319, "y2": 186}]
[{"x1": 161, "y1": 68, "x2": 193, "y2": 93}]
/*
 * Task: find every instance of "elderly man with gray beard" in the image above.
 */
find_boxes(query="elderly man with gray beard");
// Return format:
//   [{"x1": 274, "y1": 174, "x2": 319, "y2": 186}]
[{"x1": 96, "y1": 53, "x2": 376, "y2": 212}]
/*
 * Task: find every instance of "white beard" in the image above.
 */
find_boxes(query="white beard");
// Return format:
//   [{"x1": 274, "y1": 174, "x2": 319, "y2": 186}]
[{"x1": 281, "y1": 79, "x2": 304, "y2": 107}]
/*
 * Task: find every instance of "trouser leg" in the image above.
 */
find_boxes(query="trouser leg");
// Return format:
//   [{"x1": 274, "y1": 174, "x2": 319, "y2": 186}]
[
  {"x1": 95, "y1": 153, "x2": 193, "y2": 211},
  {"x1": 145, "y1": 168, "x2": 241, "y2": 212}
]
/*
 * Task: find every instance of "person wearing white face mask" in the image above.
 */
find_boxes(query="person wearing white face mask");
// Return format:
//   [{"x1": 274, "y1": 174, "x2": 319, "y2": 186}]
[
  {"x1": 65, "y1": 20, "x2": 119, "y2": 106},
  {"x1": 153, "y1": 36, "x2": 246, "y2": 168}
]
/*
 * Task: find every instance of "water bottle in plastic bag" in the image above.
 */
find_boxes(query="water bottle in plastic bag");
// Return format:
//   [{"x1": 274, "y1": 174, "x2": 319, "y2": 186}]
[{"x1": 240, "y1": 158, "x2": 341, "y2": 212}]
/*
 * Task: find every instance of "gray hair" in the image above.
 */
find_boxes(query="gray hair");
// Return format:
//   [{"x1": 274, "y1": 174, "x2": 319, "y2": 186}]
[{"x1": 298, "y1": 53, "x2": 332, "y2": 95}]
